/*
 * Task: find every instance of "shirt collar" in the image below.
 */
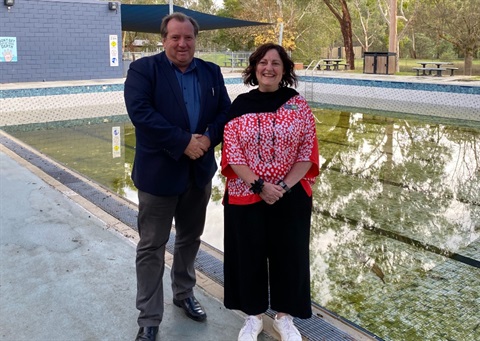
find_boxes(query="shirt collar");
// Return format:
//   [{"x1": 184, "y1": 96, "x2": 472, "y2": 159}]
[{"x1": 167, "y1": 57, "x2": 197, "y2": 73}]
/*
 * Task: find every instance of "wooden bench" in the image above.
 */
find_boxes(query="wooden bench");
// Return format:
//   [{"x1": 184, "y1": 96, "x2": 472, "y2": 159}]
[
  {"x1": 446, "y1": 67, "x2": 459, "y2": 76},
  {"x1": 413, "y1": 67, "x2": 446, "y2": 77}
]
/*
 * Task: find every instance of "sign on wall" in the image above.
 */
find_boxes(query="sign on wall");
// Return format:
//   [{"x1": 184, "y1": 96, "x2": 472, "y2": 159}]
[
  {"x1": 0, "y1": 37, "x2": 17, "y2": 62},
  {"x1": 109, "y1": 35, "x2": 119, "y2": 67},
  {"x1": 112, "y1": 126, "x2": 121, "y2": 158}
]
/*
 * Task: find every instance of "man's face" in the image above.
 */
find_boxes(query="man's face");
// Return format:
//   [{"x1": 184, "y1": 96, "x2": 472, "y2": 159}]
[{"x1": 162, "y1": 18, "x2": 196, "y2": 72}]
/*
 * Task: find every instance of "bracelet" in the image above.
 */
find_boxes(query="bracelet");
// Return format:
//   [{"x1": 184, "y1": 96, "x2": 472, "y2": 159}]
[
  {"x1": 277, "y1": 180, "x2": 291, "y2": 193},
  {"x1": 249, "y1": 178, "x2": 265, "y2": 194}
]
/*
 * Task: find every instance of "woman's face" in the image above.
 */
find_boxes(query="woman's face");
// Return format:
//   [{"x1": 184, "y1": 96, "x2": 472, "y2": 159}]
[{"x1": 255, "y1": 49, "x2": 284, "y2": 92}]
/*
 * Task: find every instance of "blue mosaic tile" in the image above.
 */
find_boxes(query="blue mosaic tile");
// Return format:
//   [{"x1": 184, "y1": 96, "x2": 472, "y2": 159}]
[
  {"x1": 299, "y1": 76, "x2": 480, "y2": 95},
  {"x1": 0, "y1": 84, "x2": 125, "y2": 99},
  {"x1": 3, "y1": 77, "x2": 477, "y2": 99}
]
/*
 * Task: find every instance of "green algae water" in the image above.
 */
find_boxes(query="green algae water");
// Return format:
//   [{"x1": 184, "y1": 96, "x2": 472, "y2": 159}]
[{"x1": 5, "y1": 108, "x2": 480, "y2": 341}]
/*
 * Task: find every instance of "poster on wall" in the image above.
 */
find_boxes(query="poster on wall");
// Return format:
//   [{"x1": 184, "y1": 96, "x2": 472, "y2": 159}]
[
  {"x1": 0, "y1": 37, "x2": 18, "y2": 62},
  {"x1": 109, "y1": 35, "x2": 119, "y2": 67}
]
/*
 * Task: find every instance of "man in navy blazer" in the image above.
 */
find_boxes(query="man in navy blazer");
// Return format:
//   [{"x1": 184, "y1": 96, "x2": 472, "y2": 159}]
[{"x1": 124, "y1": 12, "x2": 231, "y2": 341}]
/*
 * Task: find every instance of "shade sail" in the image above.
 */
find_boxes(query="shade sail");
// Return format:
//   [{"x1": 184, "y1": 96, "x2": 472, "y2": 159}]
[{"x1": 121, "y1": 4, "x2": 270, "y2": 33}]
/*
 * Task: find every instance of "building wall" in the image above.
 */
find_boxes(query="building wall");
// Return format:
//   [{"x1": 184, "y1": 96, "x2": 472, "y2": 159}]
[{"x1": 0, "y1": 0, "x2": 123, "y2": 83}]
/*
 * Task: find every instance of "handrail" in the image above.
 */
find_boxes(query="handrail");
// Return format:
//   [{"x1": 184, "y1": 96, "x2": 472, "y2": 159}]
[
  {"x1": 305, "y1": 60, "x2": 316, "y2": 71},
  {"x1": 313, "y1": 60, "x2": 324, "y2": 71}
]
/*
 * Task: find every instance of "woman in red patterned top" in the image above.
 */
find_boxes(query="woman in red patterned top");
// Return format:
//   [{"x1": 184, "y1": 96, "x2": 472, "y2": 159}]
[{"x1": 221, "y1": 43, "x2": 320, "y2": 341}]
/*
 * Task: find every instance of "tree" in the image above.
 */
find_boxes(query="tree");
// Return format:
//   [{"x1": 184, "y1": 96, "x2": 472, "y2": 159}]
[
  {"x1": 322, "y1": 0, "x2": 355, "y2": 70},
  {"x1": 351, "y1": 0, "x2": 384, "y2": 52},
  {"x1": 292, "y1": 1, "x2": 342, "y2": 65},
  {"x1": 419, "y1": 0, "x2": 480, "y2": 75},
  {"x1": 377, "y1": 0, "x2": 420, "y2": 72}
]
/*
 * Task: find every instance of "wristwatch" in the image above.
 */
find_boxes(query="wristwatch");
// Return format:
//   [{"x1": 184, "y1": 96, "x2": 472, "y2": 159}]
[{"x1": 277, "y1": 180, "x2": 291, "y2": 193}]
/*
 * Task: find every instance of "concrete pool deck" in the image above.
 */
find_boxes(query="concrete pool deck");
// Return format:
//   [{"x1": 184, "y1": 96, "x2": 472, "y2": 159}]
[{"x1": 1, "y1": 71, "x2": 479, "y2": 341}]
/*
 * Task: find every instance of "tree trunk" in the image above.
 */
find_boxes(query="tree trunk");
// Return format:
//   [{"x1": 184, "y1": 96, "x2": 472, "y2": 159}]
[
  {"x1": 464, "y1": 50, "x2": 473, "y2": 75},
  {"x1": 340, "y1": 22, "x2": 355, "y2": 70},
  {"x1": 323, "y1": 0, "x2": 356, "y2": 70}
]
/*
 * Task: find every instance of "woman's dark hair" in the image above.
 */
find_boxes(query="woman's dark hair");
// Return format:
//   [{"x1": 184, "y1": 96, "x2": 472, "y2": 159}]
[
  {"x1": 243, "y1": 43, "x2": 298, "y2": 88},
  {"x1": 160, "y1": 12, "x2": 199, "y2": 39}
]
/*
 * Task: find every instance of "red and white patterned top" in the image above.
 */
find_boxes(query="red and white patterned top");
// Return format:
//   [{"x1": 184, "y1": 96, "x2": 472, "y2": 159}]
[{"x1": 221, "y1": 94, "x2": 319, "y2": 205}]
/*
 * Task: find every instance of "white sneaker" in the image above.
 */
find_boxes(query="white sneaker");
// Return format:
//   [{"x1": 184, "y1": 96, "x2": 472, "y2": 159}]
[
  {"x1": 273, "y1": 314, "x2": 302, "y2": 341},
  {"x1": 238, "y1": 315, "x2": 263, "y2": 341}
]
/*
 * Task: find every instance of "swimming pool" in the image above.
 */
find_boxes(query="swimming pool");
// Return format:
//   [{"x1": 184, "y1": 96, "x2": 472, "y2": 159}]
[{"x1": 4, "y1": 103, "x2": 479, "y2": 341}]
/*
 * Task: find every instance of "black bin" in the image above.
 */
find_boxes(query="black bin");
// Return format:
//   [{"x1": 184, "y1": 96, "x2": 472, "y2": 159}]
[{"x1": 363, "y1": 52, "x2": 396, "y2": 74}]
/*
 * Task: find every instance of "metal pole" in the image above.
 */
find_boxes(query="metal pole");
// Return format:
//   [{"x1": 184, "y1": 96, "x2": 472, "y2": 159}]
[
  {"x1": 169, "y1": 0, "x2": 173, "y2": 14},
  {"x1": 278, "y1": 22, "x2": 284, "y2": 46}
]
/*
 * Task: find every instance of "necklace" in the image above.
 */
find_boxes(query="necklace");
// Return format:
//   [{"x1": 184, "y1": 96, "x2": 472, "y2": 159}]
[{"x1": 257, "y1": 114, "x2": 276, "y2": 162}]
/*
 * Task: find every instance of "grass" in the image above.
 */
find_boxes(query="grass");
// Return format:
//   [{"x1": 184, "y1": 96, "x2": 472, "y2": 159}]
[{"x1": 197, "y1": 52, "x2": 480, "y2": 77}]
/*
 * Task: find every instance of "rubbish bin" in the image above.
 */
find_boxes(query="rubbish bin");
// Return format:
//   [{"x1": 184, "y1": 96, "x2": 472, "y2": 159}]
[
  {"x1": 363, "y1": 52, "x2": 396, "y2": 74},
  {"x1": 294, "y1": 62, "x2": 304, "y2": 70}
]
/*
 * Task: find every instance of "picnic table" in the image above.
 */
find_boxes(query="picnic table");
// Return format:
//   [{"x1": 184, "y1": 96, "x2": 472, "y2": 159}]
[
  {"x1": 228, "y1": 57, "x2": 247, "y2": 67},
  {"x1": 224, "y1": 53, "x2": 249, "y2": 68},
  {"x1": 413, "y1": 61, "x2": 458, "y2": 76},
  {"x1": 321, "y1": 59, "x2": 348, "y2": 71}
]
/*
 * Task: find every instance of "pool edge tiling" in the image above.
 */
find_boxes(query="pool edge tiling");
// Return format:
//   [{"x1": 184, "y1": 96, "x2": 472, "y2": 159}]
[{"x1": 1, "y1": 76, "x2": 479, "y2": 127}]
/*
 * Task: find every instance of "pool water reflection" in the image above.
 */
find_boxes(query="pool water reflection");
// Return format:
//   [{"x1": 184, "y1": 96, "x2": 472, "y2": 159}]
[{"x1": 6, "y1": 108, "x2": 480, "y2": 341}]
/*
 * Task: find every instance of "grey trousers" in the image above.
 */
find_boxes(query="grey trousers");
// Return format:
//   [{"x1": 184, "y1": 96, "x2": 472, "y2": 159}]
[{"x1": 135, "y1": 182, "x2": 211, "y2": 327}]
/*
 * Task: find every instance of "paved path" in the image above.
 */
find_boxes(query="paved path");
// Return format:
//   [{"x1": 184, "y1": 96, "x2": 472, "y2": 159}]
[{"x1": 0, "y1": 146, "x2": 277, "y2": 341}]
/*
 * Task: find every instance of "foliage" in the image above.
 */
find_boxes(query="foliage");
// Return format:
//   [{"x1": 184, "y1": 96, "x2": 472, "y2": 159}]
[
  {"x1": 120, "y1": 0, "x2": 479, "y2": 75},
  {"x1": 416, "y1": 0, "x2": 480, "y2": 74}
]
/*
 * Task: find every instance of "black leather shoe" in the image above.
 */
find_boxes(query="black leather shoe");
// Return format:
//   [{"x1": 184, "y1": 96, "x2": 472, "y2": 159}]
[
  {"x1": 173, "y1": 296, "x2": 207, "y2": 322},
  {"x1": 135, "y1": 326, "x2": 158, "y2": 341}
]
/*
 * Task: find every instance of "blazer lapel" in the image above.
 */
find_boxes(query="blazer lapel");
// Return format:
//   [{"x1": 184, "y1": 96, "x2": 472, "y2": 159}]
[
  {"x1": 158, "y1": 53, "x2": 190, "y2": 127},
  {"x1": 196, "y1": 62, "x2": 209, "y2": 126}
]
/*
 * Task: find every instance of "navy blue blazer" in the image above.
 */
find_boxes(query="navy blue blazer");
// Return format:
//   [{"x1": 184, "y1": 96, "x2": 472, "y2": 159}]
[{"x1": 124, "y1": 52, "x2": 231, "y2": 196}]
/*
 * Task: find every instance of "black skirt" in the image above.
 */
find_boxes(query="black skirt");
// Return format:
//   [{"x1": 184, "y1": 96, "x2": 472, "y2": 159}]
[{"x1": 223, "y1": 183, "x2": 313, "y2": 318}]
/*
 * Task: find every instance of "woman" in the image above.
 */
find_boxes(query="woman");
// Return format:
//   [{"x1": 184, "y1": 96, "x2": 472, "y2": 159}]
[{"x1": 221, "y1": 43, "x2": 320, "y2": 341}]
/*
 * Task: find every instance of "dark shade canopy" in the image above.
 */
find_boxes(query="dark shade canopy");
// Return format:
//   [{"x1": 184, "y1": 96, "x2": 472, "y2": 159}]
[{"x1": 121, "y1": 4, "x2": 270, "y2": 33}]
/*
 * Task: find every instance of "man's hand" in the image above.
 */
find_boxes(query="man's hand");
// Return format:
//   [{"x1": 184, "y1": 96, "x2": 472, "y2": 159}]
[
  {"x1": 184, "y1": 134, "x2": 210, "y2": 160},
  {"x1": 195, "y1": 134, "x2": 211, "y2": 151}
]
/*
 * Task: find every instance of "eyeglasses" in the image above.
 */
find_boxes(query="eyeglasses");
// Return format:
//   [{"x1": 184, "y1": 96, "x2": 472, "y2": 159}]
[{"x1": 257, "y1": 115, "x2": 276, "y2": 162}]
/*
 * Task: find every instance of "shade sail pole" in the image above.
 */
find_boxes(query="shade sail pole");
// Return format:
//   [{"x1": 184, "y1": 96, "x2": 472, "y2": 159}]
[{"x1": 278, "y1": 22, "x2": 284, "y2": 46}]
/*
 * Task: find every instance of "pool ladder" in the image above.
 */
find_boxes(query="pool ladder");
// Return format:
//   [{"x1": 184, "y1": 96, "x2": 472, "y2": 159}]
[{"x1": 301, "y1": 60, "x2": 323, "y2": 102}]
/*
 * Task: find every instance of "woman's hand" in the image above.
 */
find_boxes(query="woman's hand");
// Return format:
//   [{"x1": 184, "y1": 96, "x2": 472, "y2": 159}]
[{"x1": 259, "y1": 182, "x2": 283, "y2": 205}]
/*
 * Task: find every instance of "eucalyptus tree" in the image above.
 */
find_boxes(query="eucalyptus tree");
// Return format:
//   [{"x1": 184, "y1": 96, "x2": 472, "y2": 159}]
[
  {"x1": 418, "y1": 0, "x2": 480, "y2": 75},
  {"x1": 213, "y1": 0, "x2": 260, "y2": 51},
  {"x1": 292, "y1": 0, "x2": 343, "y2": 65},
  {"x1": 214, "y1": 0, "x2": 319, "y2": 54},
  {"x1": 377, "y1": 0, "x2": 420, "y2": 72},
  {"x1": 351, "y1": 0, "x2": 384, "y2": 53},
  {"x1": 321, "y1": 0, "x2": 355, "y2": 70}
]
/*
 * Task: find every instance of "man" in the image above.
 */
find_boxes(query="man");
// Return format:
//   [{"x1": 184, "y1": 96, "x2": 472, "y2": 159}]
[{"x1": 124, "y1": 12, "x2": 231, "y2": 341}]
